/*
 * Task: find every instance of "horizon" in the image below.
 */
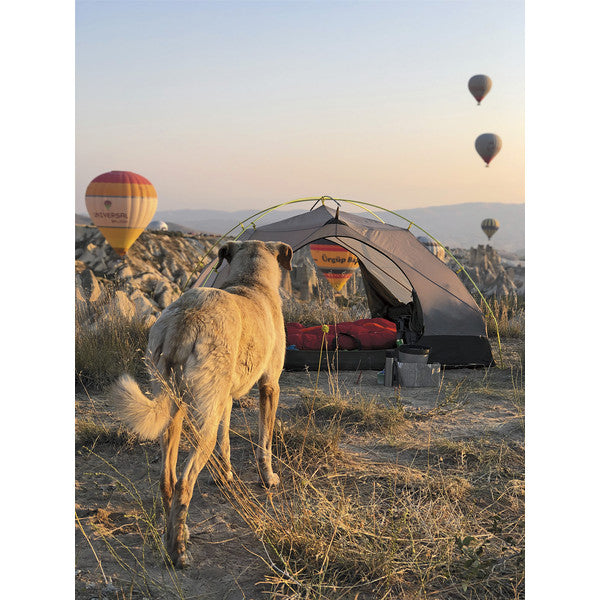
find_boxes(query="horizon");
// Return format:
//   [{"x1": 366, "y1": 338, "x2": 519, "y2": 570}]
[
  {"x1": 76, "y1": 0, "x2": 524, "y2": 215},
  {"x1": 75, "y1": 198, "x2": 525, "y2": 218}
]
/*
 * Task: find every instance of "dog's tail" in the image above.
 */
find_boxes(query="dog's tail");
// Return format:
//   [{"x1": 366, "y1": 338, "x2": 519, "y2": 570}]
[{"x1": 112, "y1": 374, "x2": 174, "y2": 440}]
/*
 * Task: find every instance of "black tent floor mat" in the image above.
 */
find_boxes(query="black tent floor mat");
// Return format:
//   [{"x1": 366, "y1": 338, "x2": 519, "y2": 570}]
[
  {"x1": 285, "y1": 348, "x2": 387, "y2": 371},
  {"x1": 284, "y1": 335, "x2": 494, "y2": 371}
]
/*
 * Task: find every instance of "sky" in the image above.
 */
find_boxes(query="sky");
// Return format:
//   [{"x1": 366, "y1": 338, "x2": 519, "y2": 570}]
[{"x1": 75, "y1": 0, "x2": 525, "y2": 214}]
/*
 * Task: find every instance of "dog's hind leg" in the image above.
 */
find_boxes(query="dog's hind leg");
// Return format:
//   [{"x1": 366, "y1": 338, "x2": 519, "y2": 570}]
[
  {"x1": 257, "y1": 376, "x2": 281, "y2": 488},
  {"x1": 164, "y1": 409, "x2": 222, "y2": 568},
  {"x1": 215, "y1": 397, "x2": 234, "y2": 482},
  {"x1": 159, "y1": 407, "x2": 184, "y2": 516}
]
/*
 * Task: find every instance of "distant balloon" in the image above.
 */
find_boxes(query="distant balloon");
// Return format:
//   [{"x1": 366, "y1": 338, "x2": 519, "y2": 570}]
[
  {"x1": 468, "y1": 74, "x2": 493, "y2": 105},
  {"x1": 85, "y1": 170, "x2": 158, "y2": 255},
  {"x1": 475, "y1": 133, "x2": 502, "y2": 167},
  {"x1": 309, "y1": 240, "x2": 359, "y2": 292},
  {"x1": 149, "y1": 220, "x2": 168, "y2": 231},
  {"x1": 417, "y1": 236, "x2": 446, "y2": 261},
  {"x1": 481, "y1": 218, "x2": 500, "y2": 240}
]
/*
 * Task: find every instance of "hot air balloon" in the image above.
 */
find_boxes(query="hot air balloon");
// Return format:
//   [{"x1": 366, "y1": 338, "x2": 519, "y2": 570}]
[
  {"x1": 468, "y1": 74, "x2": 492, "y2": 105},
  {"x1": 149, "y1": 220, "x2": 168, "y2": 231},
  {"x1": 481, "y1": 218, "x2": 499, "y2": 240},
  {"x1": 475, "y1": 133, "x2": 502, "y2": 167},
  {"x1": 85, "y1": 170, "x2": 158, "y2": 255},
  {"x1": 417, "y1": 236, "x2": 446, "y2": 261},
  {"x1": 309, "y1": 239, "x2": 359, "y2": 292}
]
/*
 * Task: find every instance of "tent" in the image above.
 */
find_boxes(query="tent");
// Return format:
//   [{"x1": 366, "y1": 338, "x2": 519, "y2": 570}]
[{"x1": 195, "y1": 205, "x2": 494, "y2": 368}]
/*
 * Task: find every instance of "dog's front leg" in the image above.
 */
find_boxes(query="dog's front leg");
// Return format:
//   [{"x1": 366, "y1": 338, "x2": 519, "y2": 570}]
[{"x1": 257, "y1": 377, "x2": 280, "y2": 487}]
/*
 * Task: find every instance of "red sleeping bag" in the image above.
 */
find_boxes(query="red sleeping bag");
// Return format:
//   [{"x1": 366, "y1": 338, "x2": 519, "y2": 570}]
[{"x1": 286, "y1": 318, "x2": 397, "y2": 351}]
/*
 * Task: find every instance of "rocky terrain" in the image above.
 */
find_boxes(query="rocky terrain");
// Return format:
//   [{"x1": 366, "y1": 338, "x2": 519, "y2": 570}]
[
  {"x1": 75, "y1": 225, "x2": 221, "y2": 322},
  {"x1": 75, "y1": 226, "x2": 524, "y2": 325},
  {"x1": 449, "y1": 244, "x2": 525, "y2": 299}
]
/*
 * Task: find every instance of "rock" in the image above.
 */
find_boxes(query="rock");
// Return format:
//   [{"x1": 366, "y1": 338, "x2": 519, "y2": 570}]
[
  {"x1": 153, "y1": 280, "x2": 179, "y2": 309},
  {"x1": 75, "y1": 286, "x2": 89, "y2": 316},
  {"x1": 291, "y1": 254, "x2": 319, "y2": 300},
  {"x1": 105, "y1": 290, "x2": 136, "y2": 320},
  {"x1": 78, "y1": 268, "x2": 102, "y2": 303},
  {"x1": 130, "y1": 289, "x2": 159, "y2": 317},
  {"x1": 453, "y1": 244, "x2": 522, "y2": 299}
]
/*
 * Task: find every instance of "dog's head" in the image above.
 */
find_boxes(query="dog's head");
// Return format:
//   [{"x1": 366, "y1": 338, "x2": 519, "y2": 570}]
[{"x1": 216, "y1": 240, "x2": 293, "y2": 272}]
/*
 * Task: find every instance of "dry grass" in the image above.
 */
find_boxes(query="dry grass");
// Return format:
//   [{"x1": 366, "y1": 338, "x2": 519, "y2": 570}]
[
  {"x1": 75, "y1": 292, "x2": 151, "y2": 389},
  {"x1": 480, "y1": 296, "x2": 525, "y2": 340},
  {"x1": 75, "y1": 291, "x2": 524, "y2": 599},
  {"x1": 282, "y1": 287, "x2": 370, "y2": 326},
  {"x1": 218, "y1": 404, "x2": 524, "y2": 599}
]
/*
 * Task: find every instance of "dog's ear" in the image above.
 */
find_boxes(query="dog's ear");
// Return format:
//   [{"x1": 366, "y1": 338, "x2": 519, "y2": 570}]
[
  {"x1": 276, "y1": 243, "x2": 293, "y2": 271},
  {"x1": 216, "y1": 241, "x2": 238, "y2": 269}
]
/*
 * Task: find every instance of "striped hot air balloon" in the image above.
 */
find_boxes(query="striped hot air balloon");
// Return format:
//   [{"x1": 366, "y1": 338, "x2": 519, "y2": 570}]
[
  {"x1": 481, "y1": 218, "x2": 499, "y2": 240},
  {"x1": 309, "y1": 239, "x2": 359, "y2": 292},
  {"x1": 85, "y1": 170, "x2": 158, "y2": 255}
]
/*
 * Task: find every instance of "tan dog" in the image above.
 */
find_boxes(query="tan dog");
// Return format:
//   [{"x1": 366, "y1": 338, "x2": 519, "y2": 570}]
[{"x1": 112, "y1": 240, "x2": 293, "y2": 568}]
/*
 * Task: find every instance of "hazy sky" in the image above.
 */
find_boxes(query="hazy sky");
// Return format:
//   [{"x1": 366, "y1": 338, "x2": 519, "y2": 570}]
[{"x1": 75, "y1": 0, "x2": 524, "y2": 214}]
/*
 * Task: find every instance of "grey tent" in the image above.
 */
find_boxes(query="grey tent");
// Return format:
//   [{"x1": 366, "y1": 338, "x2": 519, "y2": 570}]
[{"x1": 195, "y1": 205, "x2": 494, "y2": 367}]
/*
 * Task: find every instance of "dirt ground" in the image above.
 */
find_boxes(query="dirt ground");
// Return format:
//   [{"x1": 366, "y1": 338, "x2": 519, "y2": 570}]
[{"x1": 75, "y1": 339, "x2": 524, "y2": 599}]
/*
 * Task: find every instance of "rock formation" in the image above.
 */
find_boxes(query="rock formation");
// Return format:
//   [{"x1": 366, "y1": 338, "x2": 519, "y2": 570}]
[
  {"x1": 448, "y1": 245, "x2": 524, "y2": 299},
  {"x1": 75, "y1": 226, "x2": 219, "y2": 320}
]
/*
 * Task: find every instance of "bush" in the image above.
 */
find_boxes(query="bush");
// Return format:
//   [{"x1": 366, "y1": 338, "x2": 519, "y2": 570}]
[{"x1": 75, "y1": 293, "x2": 151, "y2": 390}]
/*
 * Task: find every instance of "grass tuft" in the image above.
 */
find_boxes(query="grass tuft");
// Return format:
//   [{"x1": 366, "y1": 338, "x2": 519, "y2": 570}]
[{"x1": 75, "y1": 291, "x2": 151, "y2": 389}]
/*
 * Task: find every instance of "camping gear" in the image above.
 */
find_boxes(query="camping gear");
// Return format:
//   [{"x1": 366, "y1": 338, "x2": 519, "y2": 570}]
[
  {"x1": 397, "y1": 362, "x2": 442, "y2": 388},
  {"x1": 195, "y1": 204, "x2": 494, "y2": 368},
  {"x1": 397, "y1": 345, "x2": 430, "y2": 364},
  {"x1": 285, "y1": 319, "x2": 397, "y2": 351},
  {"x1": 384, "y1": 350, "x2": 395, "y2": 386},
  {"x1": 285, "y1": 347, "x2": 388, "y2": 371}
]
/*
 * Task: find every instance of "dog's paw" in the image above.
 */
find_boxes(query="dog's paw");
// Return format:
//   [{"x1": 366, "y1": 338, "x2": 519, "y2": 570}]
[
  {"x1": 174, "y1": 551, "x2": 192, "y2": 569},
  {"x1": 260, "y1": 472, "x2": 280, "y2": 488}
]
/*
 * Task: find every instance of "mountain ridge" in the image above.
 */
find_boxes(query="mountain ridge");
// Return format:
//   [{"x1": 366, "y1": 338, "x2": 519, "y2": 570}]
[{"x1": 76, "y1": 201, "x2": 524, "y2": 255}]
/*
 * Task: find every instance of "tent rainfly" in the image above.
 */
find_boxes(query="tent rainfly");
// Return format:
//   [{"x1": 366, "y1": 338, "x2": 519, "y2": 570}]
[{"x1": 195, "y1": 205, "x2": 494, "y2": 367}]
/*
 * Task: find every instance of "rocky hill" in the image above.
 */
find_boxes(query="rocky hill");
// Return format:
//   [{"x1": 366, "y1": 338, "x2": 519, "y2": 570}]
[
  {"x1": 75, "y1": 227, "x2": 524, "y2": 326},
  {"x1": 449, "y1": 245, "x2": 525, "y2": 299},
  {"x1": 75, "y1": 226, "x2": 220, "y2": 322}
]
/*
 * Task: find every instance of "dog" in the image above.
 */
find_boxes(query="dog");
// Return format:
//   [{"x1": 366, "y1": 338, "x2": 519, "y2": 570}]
[{"x1": 112, "y1": 239, "x2": 293, "y2": 568}]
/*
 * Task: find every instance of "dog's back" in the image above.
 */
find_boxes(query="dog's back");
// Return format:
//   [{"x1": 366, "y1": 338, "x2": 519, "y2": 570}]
[
  {"x1": 114, "y1": 239, "x2": 293, "y2": 439},
  {"x1": 149, "y1": 240, "x2": 289, "y2": 399}
]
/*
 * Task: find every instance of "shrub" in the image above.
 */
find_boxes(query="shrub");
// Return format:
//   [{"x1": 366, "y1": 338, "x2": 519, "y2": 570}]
[{"x1": 75, "y1": 293, "x2": 151, "y2": 390}]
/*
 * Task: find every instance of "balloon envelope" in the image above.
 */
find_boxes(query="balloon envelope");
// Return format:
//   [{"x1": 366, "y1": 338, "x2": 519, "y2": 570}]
[
  {"x1": 309, "y1": 240, "x2": 359, "y2": 292},
  {"x1": 468, "y1": 74, "x2": 492, "y2": 104},
  {"x1": 85, "y1": 170, "x2": 158, "y2": 255},
  {"x1": 149, "y1": 220, "x2": 168, "y2": 231},
  {"x1": 481, "y1": 218, "x2": 499, "y2": 240},
  {"x1": 475, "y1": 133, "x2": 502, "y2": 166},
  {"x1": 416, "y1": 236, "x2": 446, "y2": 261}
]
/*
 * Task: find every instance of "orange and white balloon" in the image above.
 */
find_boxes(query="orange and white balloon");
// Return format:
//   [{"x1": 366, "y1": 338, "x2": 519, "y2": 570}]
[{"x1": 85, "y1": 170, "x2": 157, "y2": 255}]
